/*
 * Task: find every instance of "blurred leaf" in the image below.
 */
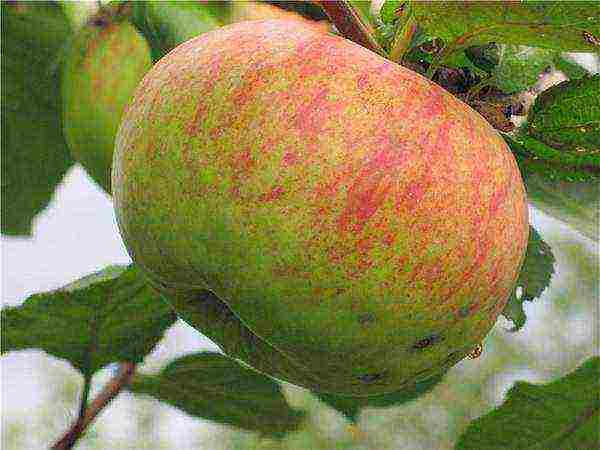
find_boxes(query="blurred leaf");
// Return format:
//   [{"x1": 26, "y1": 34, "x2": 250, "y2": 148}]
[
  {"x1": 465, "y1": 93, "x2": 515, "y2": 132},
  {"x1": 528, "y1": 75, "x2": 600, "y2": 154},
  {"x1": 465, "y1": 43, "x2": 499, "y2": 73},
  {"x1": 378, "y1": 1, "x2": 427, "y2": 58},
  {"x1": 1, "y1": 1, "x2": 74, "y2": 236},
  {"x1": 377, "y1": 22, "x2": 397, "y2": 49},
  {"x1": 491, "y1": 45, "x2": 555, "y2": 93},
  {"x1": 401, "y1": 40, "x2": 437, "y2": 71},
  {"x1": 501, "y1": 294, "x2": 526, "y2": 334},
  {"x1": 62, "y1": 15, "x2": 152, "y2": 193},
  {"x1": 524, "y1": 172, "x2": 599, "y2": 242},
  {"x1": 194, "y1": 0, "x2": 231, "y2": 24},
  {"x1": 430, "y1": 47, "x2": 489, "y2": 80},
  {"x1": 413, "y1": 1, "x2": 600, "y2": 52},
  {"x1": 554, "y1": 54, "x2": 594, "y2": 80},
  {"x1": 132, "y1": 1, "x2": 222, "y2": 61},
  {"x1": 403, "y1": 36, "x2": 488, "y2": 78},
  {"x1": 513, "y1": 227, "x2": 555, "y2": 302},
  {"x1": 1, "y1": 265, "x2": 176, "y2": 374},
  {"x1": 349, "y1": 0, "x2": 375, "y2": 24},
  {"x1": 128, "y1": 352, "x2": 306, "y2": 438},
  {"x1": 379, "y1": 0, "x2": 404, "y2": 25},
  {"x1": 455, "y1": 357, "x2": 600, "y2": 450},
  {"x1": 59, "y1": 0, "x2": 98, "y2": 29},
  {"x1": 315, "y1": 371, "x2": 447, "y2": 423},
  {"x1": 502, "y1": 226, "x2": 555, "y2": 331}
]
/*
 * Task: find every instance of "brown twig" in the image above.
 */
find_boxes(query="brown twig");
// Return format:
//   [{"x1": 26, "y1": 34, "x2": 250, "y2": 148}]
[
  {"x1": 314, "y1": 1, "x2": 386, "y2": 56},
  {"x1": 52, "y1": 362, "x2": 136, "y2": 450}
]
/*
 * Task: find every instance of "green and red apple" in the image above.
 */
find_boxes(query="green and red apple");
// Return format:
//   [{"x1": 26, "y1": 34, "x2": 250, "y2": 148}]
[{"x1": 113, "y1": 20, "x2": 529, "y2": 396}]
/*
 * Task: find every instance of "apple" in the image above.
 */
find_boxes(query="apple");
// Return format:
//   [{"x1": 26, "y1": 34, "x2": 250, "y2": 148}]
[{"x1": 113, "y1": 20, "x2": 529, "y2": 395}]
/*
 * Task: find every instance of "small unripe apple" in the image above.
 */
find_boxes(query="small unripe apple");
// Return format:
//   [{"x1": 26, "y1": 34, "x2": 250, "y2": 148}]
[
  {"x1": 114, "y1": 20, "x2": 529, "y2": 396},
  {"x1": 62, "y1": 15, "x2": 152, "y2": 192}
]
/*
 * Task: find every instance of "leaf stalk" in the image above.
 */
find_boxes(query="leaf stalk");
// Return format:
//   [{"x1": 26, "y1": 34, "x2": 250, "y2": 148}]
[{"x1": 52, "y1": 362, "x2": 136, "y2": 450}]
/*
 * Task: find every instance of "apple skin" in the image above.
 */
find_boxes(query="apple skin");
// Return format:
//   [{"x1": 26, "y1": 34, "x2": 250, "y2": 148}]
[{"x1": 113, "y1": 20, "x2": 529, "y2": 396}]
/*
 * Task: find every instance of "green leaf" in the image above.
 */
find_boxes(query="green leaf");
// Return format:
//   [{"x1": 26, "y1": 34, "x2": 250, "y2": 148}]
[
  {"x1": 455, "y1": 357, "x2": 600, "y2": 450},
  {"x1": 128, "y1": 352, "x2": 306, "y2": 438},
  {"x1": 131, "y1": 1, "x2": 222, "y2": 62},
  {"x1": 441, "y1": 48, "x2": 488, "y2": 78},
  {"x1": 413, "y1": 1, "x2": 600, "y2": 52},
  {"x1": 403, "y1": 37, "x2": 490, "y2": 78},
  {"x1": 500, "y1": 294, "x2": 527, "y2": 334},
  {"x1": 491, "y1": 45, "x2": 556, "y2": 93},
  {"x1": 465, "y1": 44, "x2": 499, "y2": 73},
  {"x1": 59, "y1": 0, "x2": 98, "y2": 29},
  {"x1": 315, "y1": 371, "x2": 446, "y2": 423},
  {"x1": 1, "y1": 265, "x2": 176, "y2": 374},
  {"x1": 504, "y1": 134, "x2": 598, "y2": 182},
  {"x1": 192, "y1": 0, "x2": 231, "y2": 25},
  {"x1": 554, "y1": 54, "x2": 594, "y2": 80},
  {"x1": 378, "y1": 1, "x2": 423, "y2": 57},
  {"x1": 528, "y1": 75, "x2": 600, "y2": 155},
  {"x1": 524, "y1": 172, "x2": 599, "y2": 242},
  {"x1": 514, "y1": 134, "x2": 598, "y2": 170},
  {"x1": 349, "y1": 0, "x2": 375, "y2": 24},
  {"x1": 380, "y1": 0, "x2": 404, "y2": 25},
  {"x1": 513, "y1": 227, "x2": 555, "y2": 302},
  {"x1": 502, "y1": 226, "x2": 555, "y2": 331},
  {"x1": 1, "y1": 2, "x2": 74, "y2": 236}
]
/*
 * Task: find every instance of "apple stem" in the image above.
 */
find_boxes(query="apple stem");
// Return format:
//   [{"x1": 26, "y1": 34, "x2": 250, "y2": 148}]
[
  {"x1": 52, "y1": 362, "x2": 136, "y2": 450},
  {"x1": 315, "y1": 1, "x2": 386, "y2": 57}
]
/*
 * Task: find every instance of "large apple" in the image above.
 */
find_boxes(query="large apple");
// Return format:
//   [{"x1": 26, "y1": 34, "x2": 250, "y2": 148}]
[{"x1": 113, "y1": 20, "x2": 529, "y2": 396}]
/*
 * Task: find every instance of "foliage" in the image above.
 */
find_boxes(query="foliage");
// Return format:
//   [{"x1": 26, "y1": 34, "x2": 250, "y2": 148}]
[
  {"x1": 523, "y1": 172, "x2": 599, "y2": 242},
  {"x1": 455, "y1": 357, "x2": 600, "y2": 449},
  {"x1": 504, "y1": 75, "x2": 599, "y2": 184},
  {"x1": 131, "y1": 1, "x2": 223, "y2": 62},
  {"x1": 502, "y1": 226, "x2": 555, "y2": 331},
  {"x1": 506, "y1": 135, "x2": 597, "y2": 183},
  {"x1": 489, "y1": 45, "x2": 555, "y2": 93},
  {"x1": 128, "y1": 352, "x2": 306, "y2": 438},
  {"x1": 412, "y1": 1, "x2": 600, "y2": 52},
  {"x1": 553, "y1": 54, "x2": 591, "y2": 80},
  {"x1": 1, "y1": 265, "x2": 176, "y2": 375},
  {"x1": 527, "y1": 75, "x2": 600, "y2": 154},
  {"x1": 1, "y1": 1, "x2": 74, "y2": 236}
]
